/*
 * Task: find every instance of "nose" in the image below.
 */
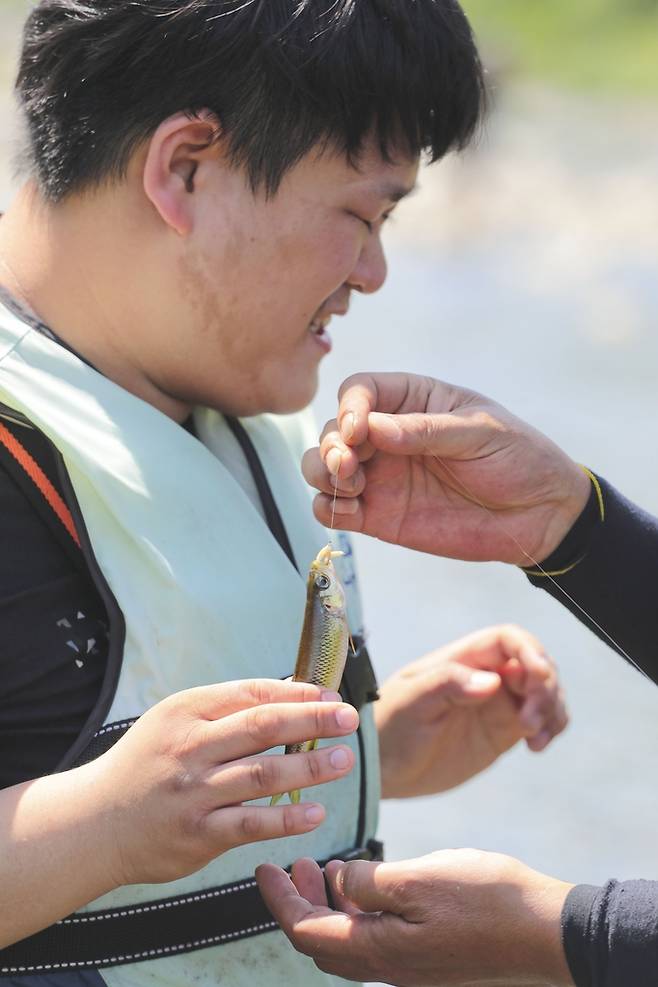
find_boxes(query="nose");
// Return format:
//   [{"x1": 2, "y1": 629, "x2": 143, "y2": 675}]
[{"x1": 347, "y1": 232, "x2": 388, "y2": 295}]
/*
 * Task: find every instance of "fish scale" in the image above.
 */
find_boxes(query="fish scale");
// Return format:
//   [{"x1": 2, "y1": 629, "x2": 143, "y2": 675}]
[{"x1": 270, "y1": 544, "x2": 349, "y2": 804}]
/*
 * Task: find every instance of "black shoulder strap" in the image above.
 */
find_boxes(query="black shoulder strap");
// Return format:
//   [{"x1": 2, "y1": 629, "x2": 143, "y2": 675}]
[
  {"x1": 225, "y1": 415, "x2": 299, "y2": 572},
  {"x1": 0, "y1": 409, "x2": 84, "y2": 571}
]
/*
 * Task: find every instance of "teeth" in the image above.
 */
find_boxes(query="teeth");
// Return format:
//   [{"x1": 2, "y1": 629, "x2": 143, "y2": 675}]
[{"x1": 309, "y1": 320, "x2": 328, "y2": 336}]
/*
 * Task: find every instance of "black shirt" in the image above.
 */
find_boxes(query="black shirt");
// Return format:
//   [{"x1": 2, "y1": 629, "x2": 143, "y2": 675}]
[
  {"x1": 0, "y1": 419, "x2": 109, "y2": 786},
  {"x1": 525, "y1": 475, "x2": 658, "y2": 684},
  {"x1": 524, "y1": 477, "x2": 658, "y2": 985},
  {"x1": 563, "y1": 881, "x2": 658, "y2": 987}
]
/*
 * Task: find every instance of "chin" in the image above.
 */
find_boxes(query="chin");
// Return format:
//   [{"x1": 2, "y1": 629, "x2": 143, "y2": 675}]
[
  {"x1": 268, "y1": 376, "x2": 319, "y2": 415},
  {"x1": 250, "y1": 367, "x2": 319, "y2": 417},
  {"x1": 193, "y1": 366, "x2": 319, "y2": 418}
]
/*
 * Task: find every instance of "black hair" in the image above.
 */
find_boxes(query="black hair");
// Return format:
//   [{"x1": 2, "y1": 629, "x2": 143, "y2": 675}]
[{"x1": 16, "y1": 0, "x2": 487, "y2": 201}]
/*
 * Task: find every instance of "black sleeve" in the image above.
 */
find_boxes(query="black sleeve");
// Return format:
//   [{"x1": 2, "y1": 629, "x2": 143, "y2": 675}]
[
  {"x1": 562, "y1": 881, "x2": 658, "y2": 986},
  {"x1": 523, "y1": 474, "x2": 658, "y2": 685}
]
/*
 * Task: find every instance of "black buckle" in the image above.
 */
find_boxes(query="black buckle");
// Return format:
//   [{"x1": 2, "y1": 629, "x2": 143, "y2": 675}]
[
  {"x1": 332, "y1": 838, "x2": 384, "y2": 863},
  {"x1": 339, "y1": 635, "x2": 380, "y2": 711}
]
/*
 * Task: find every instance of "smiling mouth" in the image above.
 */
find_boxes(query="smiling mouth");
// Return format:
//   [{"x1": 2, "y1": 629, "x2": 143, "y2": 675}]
[
  {"x1": 308, "y1": 300, "x2": 349, "y2": 352},
  {"x1": 308, "y1": 317, "x2": 331, "y2": 338},
  {"x1": 308, "y1": 316, "x2": 333, "y2": 354}
]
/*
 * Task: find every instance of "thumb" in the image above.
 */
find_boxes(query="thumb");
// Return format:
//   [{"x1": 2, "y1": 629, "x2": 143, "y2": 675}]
[
  {"x1": 367, "y1": 411, "x2": 477, "y2": 459},
  {"x1": 326, "y1": 859, "x2": 402, "y2": 915},
  {"x1": 423, "y1": 661, "x2": 502, "y2": 708}
]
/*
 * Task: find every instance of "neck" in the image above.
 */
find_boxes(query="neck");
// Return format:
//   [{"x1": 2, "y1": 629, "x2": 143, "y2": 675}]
[{"x1": 0, "y1": 183, "x2": 191, "y2": 422}]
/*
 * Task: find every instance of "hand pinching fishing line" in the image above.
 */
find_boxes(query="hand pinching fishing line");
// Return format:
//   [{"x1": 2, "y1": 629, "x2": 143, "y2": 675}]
[{"x1": 426, "y1": 449, "x2": 648, "y2": 681}]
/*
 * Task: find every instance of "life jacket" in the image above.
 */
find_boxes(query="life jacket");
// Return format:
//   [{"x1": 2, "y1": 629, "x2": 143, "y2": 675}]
[{"x1": 0, "y1": 302, "x2": 380, "y2": 987}]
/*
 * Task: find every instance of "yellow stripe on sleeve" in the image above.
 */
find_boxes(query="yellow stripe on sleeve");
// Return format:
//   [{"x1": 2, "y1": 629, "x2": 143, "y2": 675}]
[
  {"x1": 579, "y1": 465, "x2": 605, "y2": 522},
  {"x1": 523, "y1": 468, "x2": 604, "y2": 577}
]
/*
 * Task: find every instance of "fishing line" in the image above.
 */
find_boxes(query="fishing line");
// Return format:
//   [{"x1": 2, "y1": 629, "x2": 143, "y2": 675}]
[
  {"x1": 426, "y1": 449, "x2": 648, "y2": 680},
  {"x1": 329, "y1": 464, "x2": 357, "y2": 655},
  {"x1": 330, "y1": 471, "x2": 339, "y2": 532}
]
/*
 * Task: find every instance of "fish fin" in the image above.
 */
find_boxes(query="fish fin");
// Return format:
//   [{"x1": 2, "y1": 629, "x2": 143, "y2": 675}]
[
  {"x1": 273, "y1": 742, "x2": 318, "y2": 804},
  {"x1": 349, "y1": 633, "x2": 357, "y2": 656}
]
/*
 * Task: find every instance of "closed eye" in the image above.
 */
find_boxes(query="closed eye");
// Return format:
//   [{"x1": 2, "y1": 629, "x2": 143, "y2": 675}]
[
  {"x1": 348, "y1": 213, "x2": 373, "y2": 234},
  {"x1": 350, "y1": 211, "x2": 394, "y2": 234}
]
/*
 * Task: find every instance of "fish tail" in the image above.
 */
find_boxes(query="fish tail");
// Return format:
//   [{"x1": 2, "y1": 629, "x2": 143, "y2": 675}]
[
  {"x1": 269, "y1": 790, "x2": 299, "y2": 806},
  {"x1": 270, "y1": 739, "x2": 319, "y2": 805}
]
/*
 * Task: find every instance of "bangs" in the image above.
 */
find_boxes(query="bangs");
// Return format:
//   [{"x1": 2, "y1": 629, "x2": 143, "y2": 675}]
[{"x1": 215, "y1": 0, "x2": 487, "y2": 191}]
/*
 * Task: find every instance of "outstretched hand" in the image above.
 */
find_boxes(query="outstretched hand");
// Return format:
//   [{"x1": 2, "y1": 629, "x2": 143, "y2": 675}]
[
  {"x1": 303, "y1": 372, "x2": 591, "y2": 565},
  {"x1": 256, "y1": 850, "x2": 575, "y2": 986},
  {"x1": 375, "y1": 624, "x2": 568, "y2": 799}
]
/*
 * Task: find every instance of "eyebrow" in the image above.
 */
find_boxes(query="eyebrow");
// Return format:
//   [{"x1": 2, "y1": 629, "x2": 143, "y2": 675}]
[{"x1": 378, "y1": 181, "x2": 418, "y2": 204}]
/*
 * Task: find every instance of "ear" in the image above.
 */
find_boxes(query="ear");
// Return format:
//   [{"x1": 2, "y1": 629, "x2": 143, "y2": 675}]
[{"x1": 142, "y1": 110, "x2": 220, "y2": 237}]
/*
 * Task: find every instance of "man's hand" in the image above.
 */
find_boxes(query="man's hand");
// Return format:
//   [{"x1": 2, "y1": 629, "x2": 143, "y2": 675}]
[
  {"x1": 303, "y1": 372, "x2": 591, "y2": 565},
  {"x1": 375, "y1": 625, "x2": 568, "y2": 798},
  {"x1": 256, "y1": 850, "x2": 576, "y2": 986}
]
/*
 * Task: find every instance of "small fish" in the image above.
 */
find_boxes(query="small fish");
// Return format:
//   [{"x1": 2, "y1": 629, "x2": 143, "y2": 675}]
[{"x1": 271, "y1": 543, "x2": 349, "y2": 805}]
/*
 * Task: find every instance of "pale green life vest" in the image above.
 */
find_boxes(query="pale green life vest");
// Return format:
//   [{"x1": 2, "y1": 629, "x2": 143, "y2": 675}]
[{"x1": 0, "y1": 304, "x2": 380, "y2": 987}]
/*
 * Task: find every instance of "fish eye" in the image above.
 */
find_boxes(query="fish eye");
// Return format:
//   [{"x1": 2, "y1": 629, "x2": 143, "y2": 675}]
[{"x1": 315, "y1": 573, "x2": 331, "y2": 590}]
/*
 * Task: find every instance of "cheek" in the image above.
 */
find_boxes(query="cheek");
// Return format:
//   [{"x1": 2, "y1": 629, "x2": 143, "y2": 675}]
[
  {"x1": 273, "y1": 206, "x2": 360, "y2": 275},
  {"x1": 180, "y1": 223, "x2": 268, "y2": 325},
  {"x1": 326, "y1": 230, "x2": 362, "y2": 275},
  {"x1": 177, "y1": 249, "x2": 223, "y2": 337},
  {"x1": 295, "y1": 231, "x2": 362, "y2": 302}
]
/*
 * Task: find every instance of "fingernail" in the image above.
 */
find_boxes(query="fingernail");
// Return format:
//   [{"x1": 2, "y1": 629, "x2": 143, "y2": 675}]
[
  {"x1": 335, "y1": 705, "x2": 358, "y2": 730},
  {"x1": 305, "y1": 804, "x2": 324, "y2": 824},
  {"x1": 334, "y1": 498, "x2": 359, "y2": 515},
  {"x1": 468, "y1": 671, "x2": 499, "y2": 689},
  {"x1": 329, "y1": 747, "x2": 350, "y2": 770},
  {"x1": 321, "y1": 689, "x2": 342, "y2": 703},
  {"x1": 331, "y1": 473, "x2": 355, "y2": 491},
  {"x1": 342, "y1": 413, "x2": 355, "y2": 442},
  {"x1": 527, "y1": 649, "x2": 550, "y2": 670},
  {"x1": 326, "y1": 448, "x2": 342, "y2": 476}
]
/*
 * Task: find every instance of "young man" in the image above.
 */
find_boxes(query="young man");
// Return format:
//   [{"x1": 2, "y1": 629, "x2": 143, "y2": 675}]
[
  {"x1": 257, "y1": 370, "x2": 658, "y2": 986},
  {"x1": 0, "y1": 4, "x2": 567, "y2": 986}
]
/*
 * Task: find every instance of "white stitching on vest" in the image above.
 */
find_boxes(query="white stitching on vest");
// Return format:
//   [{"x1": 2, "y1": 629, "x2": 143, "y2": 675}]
[
  {"x1": 94, "y1": 720, "x2": 137, "y2": 738},
  {"x1": 0, "y1": 919, "x2": 279, "y2": 974},
  {"x1": 57, "y1": 879, "x2": 258, "y2": 924}
]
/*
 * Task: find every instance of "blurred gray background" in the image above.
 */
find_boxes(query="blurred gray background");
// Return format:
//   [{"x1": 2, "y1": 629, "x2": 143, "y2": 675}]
[{"x1": 1, "y1": 0, "x2": 657, "y2": 964}]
